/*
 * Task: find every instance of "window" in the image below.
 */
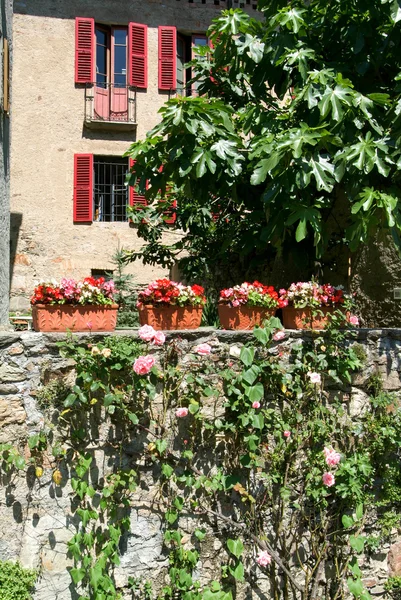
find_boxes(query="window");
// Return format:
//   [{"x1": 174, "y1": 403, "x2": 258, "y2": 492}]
[
  {"x1": 94, "y1": 156, "x2": 129, "y2": 222},
  {"x1": 75, "y1": 18, "x2": 147, "y2": 89},
  {"x1": 73, "y1": 154, "x2": 147, "y2": 223},
  {"x1": 93, "y1": 26, "x2": 129, "y2": 120},
  {"x1": 158, "y1": 26, "x2": 207, "y2": 94},
  {"x1": 177, "y1": 34, "x2": 208, "y2": 95},
  {"x1": 95, "y1": 26, "x2": 128, "y2": 88},
  {"x1": 73, "y1": 154, "x2": 176, "y2": 225},
  {"x1": 91, "y1": 269, "x2": 114, "y2": 280}
]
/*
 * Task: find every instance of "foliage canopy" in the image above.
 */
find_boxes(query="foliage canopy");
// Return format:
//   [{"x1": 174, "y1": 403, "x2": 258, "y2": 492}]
[{"x1": 125, "y1": 0, "x2": 401, "y2": 284}]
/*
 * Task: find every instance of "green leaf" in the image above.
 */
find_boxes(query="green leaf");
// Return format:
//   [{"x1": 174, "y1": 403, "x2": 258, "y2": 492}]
[
  {"x1": 15, "y1": 456, "x2": 26, "y2": 470},
  {"x1": 70, "y1": 567, "x2": 86, "y2": 584},
  {"x1": 347, "y1": 577, "x2": 364, "y2": 597},
  {"x1": 242, "y1": 365, "x2": 260, "y2": 386},
  {"x1": 342, "y1": 515, "x2": 354, "y2": 528},
  {"x1": 239, "y1": 347, "x2": 255, "y2": 367},
  {"x1": 195, "y1": 529, "x2": 206, "y2": 541},
  {"x1": 166, "y1": 509, "x2": 178, "y2": 524},
  {"x1": 231, "y1": 561, "x2": 244, "y2": 581},
  {"x1": 253, "y1": 327, "x2": 270, "y2": 345},
  {"x1": 64, "y1": 393, "x2": 77, "y2": 407},
  {"x1": 162, "y1": 464, "x2": 174, "y2": 478},
  {"x1": 227, "y1": 538, "x2": 244, "y2": 558},
  {"x1": 247, "y1": 383, "x2": 264, "y2": 404},
  {"x1": 189, "y1": 402, "x2": 200, "y2": 415},
  {"x1": 349, "y1": 535, "x2": 365, "y2": 553},
  {"x1": 128, "y1": 412, "x2": 139, "y2": 425},
  {"x1": 355, "y1": 504, "x2": 363, "y2": 520}
]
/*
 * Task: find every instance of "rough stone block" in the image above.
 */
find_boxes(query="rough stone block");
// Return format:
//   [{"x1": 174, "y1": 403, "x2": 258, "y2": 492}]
[
  {"x1": 0, "y1": 395, "x2": 26, "y2": 426},
  {"x1": 0, "y1": 362, "x2": 26, "y2": 382},
  {"x1": 388, "y1": 541, "x2": 401, "y2": 576}
]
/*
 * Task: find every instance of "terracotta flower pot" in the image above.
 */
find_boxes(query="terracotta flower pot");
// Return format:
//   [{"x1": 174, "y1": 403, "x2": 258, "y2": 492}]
[
  {"x1": 138, "y1": 305, "x2": 203, "y2": 330},
  {"x1": 32, "y1": 304, "x2": 119, "y2": 332},
  {"x1": 218, "y1": 305, "x2": 276, "y2": 330},
  {"x1": 282, "y1": 306, "x2": 337, "y2": 330}
]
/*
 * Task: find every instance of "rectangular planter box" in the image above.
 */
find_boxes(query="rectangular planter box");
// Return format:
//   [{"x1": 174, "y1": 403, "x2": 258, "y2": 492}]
[{"x1": 32, "y1": 304, "x2": 118, "y2": 332}]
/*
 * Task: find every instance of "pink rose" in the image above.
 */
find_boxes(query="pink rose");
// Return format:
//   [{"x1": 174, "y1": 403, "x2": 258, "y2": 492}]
[
  {"x1": 133, "y1": 355, "x2": 155, "y2": 375},
  {"x1": 273, "y1": 331, "x2": 286, "y2": 341},
  {"x1": 283, "y1": 430, "x2": 291, "y2": 438},
  {"x1": 349, "y1": 315, "x2": 359, "y2": 326},
  {"x1": 323, "y1": 447, "x2": 341, "y2": 467},
  {"x1": 195, "y1": 343, "x2": 212, "y2": 356},
  {"x1": 138, "y1": 324, "x2": 156, "y2": 342},
  {"x1": 322, "y1": 472, "x2": 335, "y2": 487},
  {"x1": 153, "y1": 330, "x2": 166, "y2": 346},
  {"x1": 308, "y1": 372, "x2": 321, "y2": 385},
  {"x1": 256, "y1": 550, "x2": 272, "y2": 567},
  {"x1": 176, "y1": 407, "x2": 189, "y2": 418},
  {"x1": 252, "y1": 401, "x2": 260, "y2": 409}
]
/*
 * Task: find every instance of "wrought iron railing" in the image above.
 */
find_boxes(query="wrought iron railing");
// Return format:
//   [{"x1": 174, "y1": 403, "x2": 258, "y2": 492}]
[{"x1": 85, "y1": 83, "x2": 137, "y2": 125}]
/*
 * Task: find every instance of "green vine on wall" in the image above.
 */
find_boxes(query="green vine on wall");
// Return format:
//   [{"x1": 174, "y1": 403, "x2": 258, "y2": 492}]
[{"x1": 2, "y1": 314, "x2": 401, "y2": 600}]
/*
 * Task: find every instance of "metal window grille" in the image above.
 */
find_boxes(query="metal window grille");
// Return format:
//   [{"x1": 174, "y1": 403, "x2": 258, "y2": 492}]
[{"x1": 94, "y1": 158, "x2": 129, "y2": 222}]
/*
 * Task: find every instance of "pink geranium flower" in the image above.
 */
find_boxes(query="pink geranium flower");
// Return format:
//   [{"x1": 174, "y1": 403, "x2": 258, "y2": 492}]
[
  {"x1": 256, "y1": 550, "x2": 272, "y2": 567},
  {"x1": 323, "y1": 447, "x2": 341, "y2": 467},
  {"x1": 283, "y1": 430, "x2": 291, "y2": 438},
  {"x1": 138, "y1": 324, "x2": 156, "y2": 342},
  {"x1": 153, "y1": 330, "x2": 166, "y2": 346},
  {"x1": 322, "y1": 472, "x2": 335, "y2": 487},
  {"x1": 348, "y1": 315, "x2": 359, "y2": 326},
  {"x1": 273, "y1": 331, "x2": 286, "y2": 341},
  {"x1": 176, "y1": 407, "x2": 189, "y2": 418},
  {"x1": 133, "y1": 355, "x2": 155, "y2": 375},
  {"x1": 195, "y1": 343, "x2": 212, "y2": 356},
  {"x1": 252, "y1": 401, "x2": 260, "y2": 409}
]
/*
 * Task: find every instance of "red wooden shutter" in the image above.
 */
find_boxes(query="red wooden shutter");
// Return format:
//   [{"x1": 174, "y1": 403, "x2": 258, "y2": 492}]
[
  {"x1": 129, "y1": 159, "x2": 148, "y2": 209},
  {"x1": 73, "y1": 154, "x2": 93, "y2": 222},
  {"x1": 158, "y1": 26, "x2": 176, "y2": 90},
  {"x1": 75, "y1": 17, "x2": 94, "y2": 84},
  {"x1": 128, "y1": 23, "x2": 148, "y2": 88}
]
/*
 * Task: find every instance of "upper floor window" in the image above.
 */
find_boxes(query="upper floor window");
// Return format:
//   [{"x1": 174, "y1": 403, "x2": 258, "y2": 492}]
[
  {"x1": 177, "y1": 34, "x2": 208, "y2": 96},
  {"x1": 158, "y1": 26, "x2": 208, "y2": 94},
  {"x1": 75, "y1": 18, "x2": 147, "y2": 89},
  {"x1": 95, "y1": 26, "x2": 128, "y2": 88}
]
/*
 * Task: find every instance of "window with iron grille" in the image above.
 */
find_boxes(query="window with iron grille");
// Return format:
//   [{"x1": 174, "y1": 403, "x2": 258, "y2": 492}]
[{"x1": 93, "y1": 156, "x2": 129, "y2": 222}]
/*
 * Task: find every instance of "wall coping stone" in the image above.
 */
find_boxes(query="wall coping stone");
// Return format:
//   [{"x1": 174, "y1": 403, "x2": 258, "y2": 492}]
[{"x1": 2, "y1": 327, "x2": 401, "y2": 347}]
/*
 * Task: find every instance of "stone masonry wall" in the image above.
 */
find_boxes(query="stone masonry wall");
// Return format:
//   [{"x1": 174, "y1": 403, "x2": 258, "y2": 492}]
[{"x1": 1, "y1": 328, "x2": 401, "y2": 598}]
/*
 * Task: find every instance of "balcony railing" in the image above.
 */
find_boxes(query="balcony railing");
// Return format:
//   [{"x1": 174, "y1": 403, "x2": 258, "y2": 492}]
[{"x1": 84, "y1": 83, "x2": 137, "y2": 129}]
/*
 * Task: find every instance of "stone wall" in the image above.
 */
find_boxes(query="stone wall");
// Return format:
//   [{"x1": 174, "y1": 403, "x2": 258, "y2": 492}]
[{"x1": 1, "y1": 328, "x2": 401, "y2": 598}]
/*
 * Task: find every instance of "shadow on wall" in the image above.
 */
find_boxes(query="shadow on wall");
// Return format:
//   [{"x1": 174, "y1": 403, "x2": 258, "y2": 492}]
[{"x1": 10, "y1": 212, "x2": 22, "y2": 288}]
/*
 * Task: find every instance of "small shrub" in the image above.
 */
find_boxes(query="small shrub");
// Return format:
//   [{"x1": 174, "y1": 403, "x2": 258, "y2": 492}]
[{"x1": 0, "y1": 561, "x2": 37, "y2": 600}]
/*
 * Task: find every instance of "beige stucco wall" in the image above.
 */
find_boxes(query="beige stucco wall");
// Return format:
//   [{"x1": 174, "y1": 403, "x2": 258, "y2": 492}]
[{"x1": 10, "y1": 0, "x2": 259, "y2": 310}]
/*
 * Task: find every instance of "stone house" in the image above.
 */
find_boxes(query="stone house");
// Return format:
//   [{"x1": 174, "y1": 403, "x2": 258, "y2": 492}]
[{"x1": 9, "y1": 0, "x2": 259, "y2": 311}]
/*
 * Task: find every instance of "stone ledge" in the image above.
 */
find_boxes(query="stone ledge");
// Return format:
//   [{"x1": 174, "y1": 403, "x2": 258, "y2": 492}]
[{"x1": 2, "y1": 327, "x2": 401, "y2": 346}]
